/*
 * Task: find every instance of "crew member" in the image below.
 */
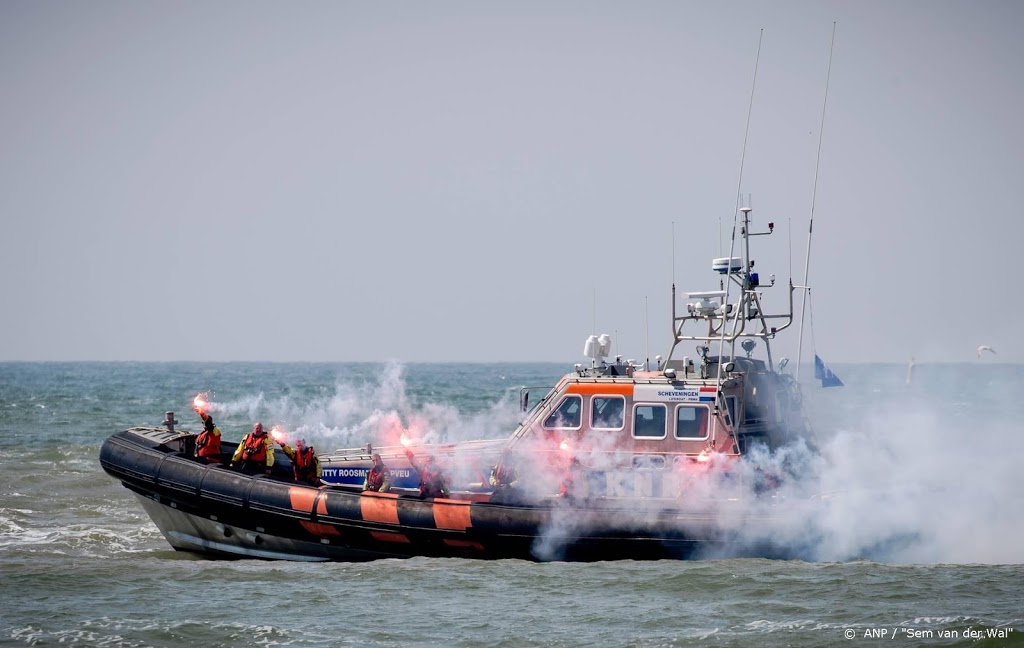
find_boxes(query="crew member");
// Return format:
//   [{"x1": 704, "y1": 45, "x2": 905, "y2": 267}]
[
  {"x1": 404, "y1": 448, "x2": 450, "y2": 499},
  {"x1": 230, "y1": 422, "x2": 275, "y2": 475},
  {"x1": 363, "y1": 453, "x2": 392, "y2": 492},
  {"x1": 276, "y1": 436, "x2": 321, "y2": 486},
  {"x1": 559, "y1": 457, "x2": 588, "y2": 502},
  {"x1": 193, "y1": 407, "x2": 222, "y2": 463},
  {"x1": 489, "y1": 448, "x2": 520, "y2": 490}
]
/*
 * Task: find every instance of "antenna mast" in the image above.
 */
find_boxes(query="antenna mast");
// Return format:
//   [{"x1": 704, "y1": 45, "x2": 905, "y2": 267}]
[
  {"x1": 644, "y1": 296, "x2": 650, "y2": 370},
  {"x1": 671, "y1": 220, "x2": 676, "y2": 348},
  {"x1": 796, "y1": 22, "x2": 836, "y2": 382},
  {"x1": 729, "y1": 29, "x2": 763, "y2": 261},
  {"x1": 717, "y1": 30, "x2": 763, "y2": 378}
]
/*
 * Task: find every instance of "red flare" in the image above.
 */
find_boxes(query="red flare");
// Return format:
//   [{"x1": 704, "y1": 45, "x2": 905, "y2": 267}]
[
  {"x1": 193, "y1": 394, "x2": 209, "y2": 413},
  {"x1": 270, "y1": 426, "x2": 287, "y2": 442},
  {"x1": 400, "y1": 432, "x2": 412, "y2": 447},
  {"x1": 559, "y1": 439, "x2": 572, "y2": 452}
]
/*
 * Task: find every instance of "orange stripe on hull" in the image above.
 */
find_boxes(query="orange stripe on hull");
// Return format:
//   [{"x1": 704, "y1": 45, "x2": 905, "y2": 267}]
[
  {"x1": 360, "y1": 492, "x2": 400, "y2": 525},
  {"x1": 566, "y1": 383, "x2": 634, "y2": 396},
  {"x1": 443, "y1": 538, "x2": 484, "y2": 551},
  {"x1": 370, "y1": 531, "x2": 410, "y2": 544},
  {"x1": 300, "y1": 521, "x2": 341, "y2": 537},
  {"x1": 433, "y1": 500, "x2": 472, "y2": 531},
  {"x1": 289, "y1": 487, "x2": 319, "y2": 514}
]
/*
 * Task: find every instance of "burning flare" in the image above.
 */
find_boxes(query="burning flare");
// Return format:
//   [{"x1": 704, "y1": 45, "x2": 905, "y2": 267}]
[
  {"x1": 270, "y1": 426, "x2": 287, "y2": 442},
  {"x1": 400, "y1": 432, "x2": 412, "y2": 447},
  {"x1": 192, "y1": 393, "x2": 210, "y2": 413}
]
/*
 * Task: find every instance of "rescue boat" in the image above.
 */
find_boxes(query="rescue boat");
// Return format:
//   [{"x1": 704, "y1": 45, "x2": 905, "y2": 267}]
[{"x1": 100, "y1": 204, "x2": 819, "y2": 561}]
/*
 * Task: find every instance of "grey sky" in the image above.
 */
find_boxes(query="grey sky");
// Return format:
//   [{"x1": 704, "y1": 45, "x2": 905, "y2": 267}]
[{"x1": 2, "y1": 1, "x2": 1022, "y2": 363}]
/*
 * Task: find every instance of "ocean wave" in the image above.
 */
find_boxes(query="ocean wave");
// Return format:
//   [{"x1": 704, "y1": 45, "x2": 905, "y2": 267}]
[{"x1": 0, "y1": 516, "x2": 161, "y2": 556}]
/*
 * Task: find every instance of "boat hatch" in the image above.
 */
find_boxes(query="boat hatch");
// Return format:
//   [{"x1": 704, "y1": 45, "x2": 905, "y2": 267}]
[{"x1": 631, "y1": 455, "x2": 666, "y2": 470}]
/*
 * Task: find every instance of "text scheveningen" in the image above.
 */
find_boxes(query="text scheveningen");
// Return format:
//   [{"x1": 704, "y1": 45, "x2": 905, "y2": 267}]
[
  {"x1": 656, "y1": 389, "x2": 701, "y2": 400},
  {"x1": 653, "y1": 388, "x2": 707, "y2": 402},
  {"x1": 633, "y1": 384, "x2": 711, "y2": 403}
]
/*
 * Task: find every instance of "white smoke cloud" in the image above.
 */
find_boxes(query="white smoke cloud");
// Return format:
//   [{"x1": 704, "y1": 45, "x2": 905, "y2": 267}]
[
  {"x1": 688, "y1": 394, "x2": 1022, "y2": 564},
  {"x1": 197, "y1": 361, "x2": 523, "y2": 452},
  {"x1": 783, "y1": 398, "x2": 1024, "y2": 564},
  {"x1": 528, "y1": 383, "x2": 1024, "y2": 564},
  {"x1": 197, "y1": 364, "x2": 1024, "y2": 564}
]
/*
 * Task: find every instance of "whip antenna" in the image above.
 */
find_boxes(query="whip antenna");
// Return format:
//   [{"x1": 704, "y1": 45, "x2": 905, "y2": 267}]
[
  {"x1": 671, "y1": 220, "x2": 676, "y2": 285},
  {"x1": 645, "y1": 296, "x2": 650, "y2": 370},
  {"x1": 796, "y1": 22, "x2": 836, "y2": 381},
  {"x1": 730, "y1": 29, "x2": 763, "y2": 255},
  {"x1": 716, "y1": 30, "x2": 763, "y2": 376}
]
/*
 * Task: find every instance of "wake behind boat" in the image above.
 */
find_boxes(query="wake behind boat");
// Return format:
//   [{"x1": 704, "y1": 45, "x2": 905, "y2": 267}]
[{"x1": 100, "y1": 203, "x2": 829, "y2": 561}]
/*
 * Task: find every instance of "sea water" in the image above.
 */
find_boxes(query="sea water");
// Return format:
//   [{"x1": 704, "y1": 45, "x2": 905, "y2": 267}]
[{"x1": 1, "y1": 361, "x2": 1022, "y2": 647}]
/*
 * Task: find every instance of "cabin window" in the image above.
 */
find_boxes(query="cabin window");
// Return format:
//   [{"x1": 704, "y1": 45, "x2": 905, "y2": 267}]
[
  {"x1": 675, "y1": 406, "x2": 710, "y2": 439},
  {"x1": 632, "y1": 404, "x2": 666, "y2": 438},
  {"x1": 544, "y1": 395, "x2": 582, "y2": 429},
  {"x1": 591, "y1": 396, "x2": 625, "y2": 429}
]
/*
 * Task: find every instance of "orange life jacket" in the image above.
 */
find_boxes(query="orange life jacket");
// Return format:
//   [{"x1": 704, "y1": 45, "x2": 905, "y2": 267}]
[
  {"x1": 366, "y1": 465, "x2": 387, "y2": 491},
  {"x1": 242, "y1": 433, "x2": 268, "y2": 463},
  {"x1": 293, "y1": 447, "x2": 319, "y2": 485},
  {"x1": 195, "y1": 430, "x2": 221, "y2": 458},
  {"x1": 419, "y1": 464, "x2": 446, "y2": 498}
]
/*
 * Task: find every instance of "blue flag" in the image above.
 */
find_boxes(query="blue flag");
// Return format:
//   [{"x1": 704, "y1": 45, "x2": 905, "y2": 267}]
[{"x1": 814, "y1": 354, "x2": 844, "y2": 388}]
